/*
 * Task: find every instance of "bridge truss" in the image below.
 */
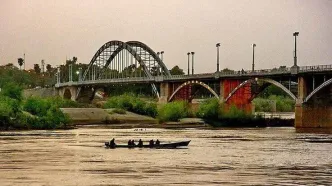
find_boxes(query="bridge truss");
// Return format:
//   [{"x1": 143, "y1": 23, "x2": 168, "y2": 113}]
[{"x1": 80, "y1": 40, "x2": 171, "y2": 97}]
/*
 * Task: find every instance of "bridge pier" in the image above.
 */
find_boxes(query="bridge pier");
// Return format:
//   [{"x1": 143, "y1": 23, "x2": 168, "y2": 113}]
[
  {"x1": 58, "y1": 86, "x2": 77, "y2": 101},
  {"x1": 58, "y1": 86, "x2": 96, "y2": 103},
  {"x1": 295, "y1": 76, "x2": 332, "y2": 128},
  {"x1": 159, "y1": 82, "x2": 171, "y2": 103},
  {"x1": 295, "y1": 104, "x2": 332, "y2": 128}
]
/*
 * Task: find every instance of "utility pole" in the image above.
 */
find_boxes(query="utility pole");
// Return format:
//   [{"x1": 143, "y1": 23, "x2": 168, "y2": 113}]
[
  {"x1": 216, "y1": 43, "x2": 220, "y2": 72},
  {"x1": 293, "y1": 32, "x2": 299, "y2": 66},
  {"x1": 69, "y1": 64, "x2": 73, "y2": 82},
  {"x1": 252, "y1": 44, "x2": 256, "y2": 72},
  {"x1": 191, "y1": 52, "x2": 195, "y2": 75},
  {"x1": 23, "y1": 53, "x2": 25, "y2": 70},
  {"x1": 187, "y1": 52, "x2": 190, "y2": 75},
  {"x1": 160, "y1": 51, "x2": 164, "y2": 76},
  {"x1": 157, "y1": 52, "x2": 160, "y2": 76},
  {"x1": 57, "y1": 66, "x2": 60, "y2": 84},
  {"x1": 41, "y1": 59, "x2": 45, "y2": 74}
]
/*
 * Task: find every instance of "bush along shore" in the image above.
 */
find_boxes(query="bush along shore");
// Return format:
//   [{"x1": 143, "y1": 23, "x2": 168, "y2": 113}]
[
  {"x1": 196, "y1": 98, "x2": 265, "y2": 127},
  {"x1": 197, "y1": 98, "x2": 294, "y2": 127},
  {"x1": 103, "y1": 95, "x2": 293, "y2": 127},
  {"x1": 1, "y1": 90, "x2": 294, "y2": 130},
  {"x1": 0, "y1": 83, "x2": 77, "y2": 130}
]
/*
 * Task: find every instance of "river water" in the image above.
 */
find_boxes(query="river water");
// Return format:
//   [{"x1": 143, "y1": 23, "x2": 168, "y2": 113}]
[{"x1": 0, "y1": 127, "x2": 332, "y2": 186}]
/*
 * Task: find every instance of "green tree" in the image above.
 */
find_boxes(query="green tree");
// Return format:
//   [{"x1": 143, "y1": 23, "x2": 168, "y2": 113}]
[
  {"x1": 170, "y1": 65, "x2": 185, "y2": 75},
  {"x1": 0, "y1": 82, "x2": 23, "y2": 101},
  {"x1": 34, "y1": 64, "x2": 41, "y2": 74},
  {"x1": 46, "y1": 64, "x2": 52, "y2": 73},
  {"x1": 221, "y1": 68, "x2": 234, "y2": 73},
  {"x1": 66, "y1": 56, "x2": 78, "y2": 65}
]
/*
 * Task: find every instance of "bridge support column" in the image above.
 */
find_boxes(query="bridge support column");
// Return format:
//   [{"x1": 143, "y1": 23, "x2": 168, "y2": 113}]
[
  {"x1": 58, "y1": 86, "x2": 96, "y2": 103},
  {"x1": 76, "y1": 87, "x2": 96, "y2": 103},
  {"x1": 159, "y1": 82, "x2": 170, "y2": 103},
  {"x1": 295, "y1": 76, "x2": 332, "y2": 128},
  {"x1": 296, "y1": 105, "x2": 332, "y2": 128},
  {"x1": 58, "y1": 86, "x2": 78, "y2": 101}
]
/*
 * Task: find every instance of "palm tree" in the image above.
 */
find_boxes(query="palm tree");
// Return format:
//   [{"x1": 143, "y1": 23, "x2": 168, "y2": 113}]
[
  {"x1": 46, "y1": 64, "x2": 52, "y2": 76},
  {"x1": 18, "y1": 58, "x2": 24, "y2": 70}
]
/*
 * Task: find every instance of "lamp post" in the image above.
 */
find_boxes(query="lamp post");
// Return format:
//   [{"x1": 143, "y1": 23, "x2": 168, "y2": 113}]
[
  {"x1": 69, "y1": 64, "x2": 73, "y2": 82},
  {"x1": 57, "y1": 66, "x2": 60, "y2": 84},
  {"x1": 187, "y1": 52, "x2": 190, "y2": 75},
  {"x1": 293, "y1": 32, "x2": 299, "y2": 66},
  {"x1": 157, "y1": 52, "x2": 160, "y2": 76},
  {"x1": 160, "y1": 51, "x2": 164, "y2": 61},
  {"x1": 76, "y1": 70, "x2": 79, "y2": 81},
  {"x1": 23, "y1": 53, "x2": 25, "y2": 70},
  {"x1": 216, "y1": 43, "x2": 220, "y2": 72},
  {"x1": 78, "y1": 67, "x2": 82, "y2": 81},
  {"x1": 160, "y1": 51, "x2": 164, "y2": 76},
  {"x1": 191, "y1": 52, "x2": 195, "y2": 75},
  {"x1": 252, "y1": 44, "x2": 256, "y2": 72}
]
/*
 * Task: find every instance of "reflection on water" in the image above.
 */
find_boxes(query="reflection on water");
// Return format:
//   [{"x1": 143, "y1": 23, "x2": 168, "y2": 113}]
[{"x1": 0, "y1": 127, "x2": 332, "y2": 185}]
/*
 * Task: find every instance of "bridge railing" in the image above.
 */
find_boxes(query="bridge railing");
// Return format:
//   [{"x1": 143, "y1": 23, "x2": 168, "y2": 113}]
[
  {"x1": 250, "y1": 67, "x2": 291, "y2": 75},
  {"x1": 299, "y1": 65, "x2": 332, "y2": 72},
  {"x1": 165, "y1": 73, "x2": 216, "y2": 80},
  {"x1": 56, "y1": 64, "x2": 332, "y2": 88},
  {"x1": 56, "y1": 76, "x2": 155, "y2": 87}
]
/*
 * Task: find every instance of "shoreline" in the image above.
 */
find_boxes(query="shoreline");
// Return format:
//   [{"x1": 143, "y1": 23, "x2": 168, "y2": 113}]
[{"x1": 0, "y1": 108, "x2": 297, "y2": 131}]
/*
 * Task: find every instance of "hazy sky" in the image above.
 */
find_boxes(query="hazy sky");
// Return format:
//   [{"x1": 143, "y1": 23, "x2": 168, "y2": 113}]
[{"x1": 1, "y1": 0, "x2": 331, "y2": 73}]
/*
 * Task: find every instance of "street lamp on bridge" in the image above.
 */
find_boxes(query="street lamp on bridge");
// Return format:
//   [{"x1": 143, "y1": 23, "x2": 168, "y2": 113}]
[
  {"x1": 160, "y1": 51, "x2": 164, "y2": 61},
  {"x1": 187, "y1": 52, "x2": 190, "y2": 75},
  {"x1": 252, "y1": 43, "x2": 256, "y2": 72},
  {"x1": 293, "y1": 32, "x2": 299, "y2": 67},
  {"x1": 216, "y1": 43, "x2": 220, "y2": 72},
  {"x1": 191, "y1": 52, "x2": 195, "y2": 75}
]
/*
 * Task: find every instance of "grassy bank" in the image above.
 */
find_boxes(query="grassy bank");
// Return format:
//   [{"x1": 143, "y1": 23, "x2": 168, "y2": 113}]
[
  {"x1": 103, "y1": 95, "x2": 288, "y2": 127},
  {"x1": 103, "y1": 94, "x2": 157, "y2": 118},
  {"x1": 103, "y1": 94, "x2": 191, "y2": 123},
  {"x1": 196, "y1": 98, "x2": 267, "y2": 127},
  {"x1": 0, "y1": 83, "x2": 74, "y2": 130},
  {"x1": 253, "y1": 95, "x2": 295, "y2": 112}
]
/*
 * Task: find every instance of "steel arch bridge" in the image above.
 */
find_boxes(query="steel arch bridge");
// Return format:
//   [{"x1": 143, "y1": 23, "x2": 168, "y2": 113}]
[{"x1": 79, "y1": 40, "x2": 171, "y2": 98}]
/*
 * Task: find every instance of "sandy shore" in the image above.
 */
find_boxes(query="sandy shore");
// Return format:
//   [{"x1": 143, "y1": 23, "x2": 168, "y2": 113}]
[{"x1": 61, "y1": 108, "x2": 208, "y2": 128}]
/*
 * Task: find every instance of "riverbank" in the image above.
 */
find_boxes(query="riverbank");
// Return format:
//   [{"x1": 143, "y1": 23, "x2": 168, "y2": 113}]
[
  {"x1": 61, "y1": 108, "x2": 295, "y2": 129},
  {"x1": 61, "y1": 108, "x2": 208, "y2": 129}
]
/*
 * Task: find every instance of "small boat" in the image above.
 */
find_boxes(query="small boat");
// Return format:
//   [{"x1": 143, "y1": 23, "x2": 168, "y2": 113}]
[
  {"x1": 304, "y1": 139, "x2": 332, "y2": 143},
  {"x1": 105, "y1": 140, "x2": 191, "y2": 149}
]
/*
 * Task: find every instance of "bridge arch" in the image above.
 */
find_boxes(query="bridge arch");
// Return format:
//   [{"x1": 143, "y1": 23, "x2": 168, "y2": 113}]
[
  {"x1": 168, "y1": 80, "x2": 219, "y2": 102},
  {"x1": 78, "y1": 40, "x2": 171, "y2": 99},
  {"x1": 224, "y1": 78, "x2": 297, "y2": 102},
  {"x1": 126, "y1": 41, "x2": 171, "y2": 76},
  {"x1": 304, "y1": 77, "x2": 332, "y2": 103},
  {"x1": 63, "y1": 88, "x2": 72, "y2": 100}
]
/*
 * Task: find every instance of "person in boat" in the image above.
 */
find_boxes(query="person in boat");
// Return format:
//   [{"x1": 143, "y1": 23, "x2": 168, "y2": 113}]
[
  {"x1": 156, "y1": 139, "x2": 160, "y2": 145},
  {"x1": 128, "y1": 140, "x2": 132, "y2": 146},
  {"x1": 110, "y1": 138, "x2": 116, "y2": 148},
  {"x1": 132, "y1": 140, "x2": 136, "y2": 146},
  {"x1": 138, "y1": 139, "x2": 143, "y2": 147},
  {"x1": 149, "y1": 139, "x2": 154, "y2": 147}
]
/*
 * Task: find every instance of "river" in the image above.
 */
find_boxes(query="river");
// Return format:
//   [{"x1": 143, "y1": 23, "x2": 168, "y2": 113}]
[{"x1": 0, "y1": 127, "x2": 331, "y2": 185}]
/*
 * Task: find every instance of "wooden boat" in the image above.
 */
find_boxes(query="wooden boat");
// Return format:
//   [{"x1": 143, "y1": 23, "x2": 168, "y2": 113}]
[
  {"x1": 105, "y1": 140, "x2": 191, "y2": 149},
  {"x1": 305, "y1": 139, "x2": 332, "y2": 143}
]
